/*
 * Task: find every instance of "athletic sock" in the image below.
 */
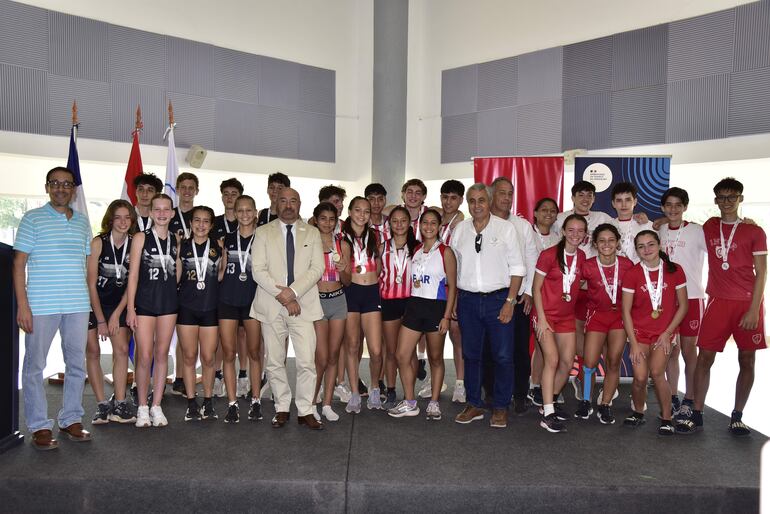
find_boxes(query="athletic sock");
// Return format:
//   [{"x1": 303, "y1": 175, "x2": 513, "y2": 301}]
[
  {"x1": 406, "y1": 399, "x2": 417, "y2": 408},
  {"x1": 238, "y1": 369, "x2": 247, "y2": 378},
  {"x1": 187, "y1": 398, "x2": 198, "y2": 407},
  {"x1": 215, "y1": 370, "x2": 223, "y2": 380},
  {"x1": 543, "y1": 404, "x2": 555, "y2": 417},
  {"x1": 731, "y1": 410, "x2": 742, "y2": 422},
  {"x1": 417, "y1": 352, "x2": 426, "y2": 360},
  {"x1": 387, "y1": 387, "x2": 396, "y2": 394},
  {"x1": 692, "y1": 410, "x2": 703, "y2": 423},
  {"x1": 229, "y1": 400, "x2": 237, "y2": 407},
  {"x1": 582, "y1": 365, "x2": 595, "y2": 401},
  {"x1": 98, "y1": 400, "x2": 111, "y2": 406},
  {"x1": 682, "y1": 398, "x2": 694, "y2": 407},
  {"x1": 251, "y1": 397, "x2": 261, "y2": 405}
]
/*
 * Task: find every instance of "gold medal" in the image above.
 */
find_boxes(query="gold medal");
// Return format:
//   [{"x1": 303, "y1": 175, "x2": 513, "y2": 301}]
[
  {"x1": 413, "y1": 279, "x2": 422, "y2": 289},
  {"x1": 562, "y1": 293, "x2": 571, "y2": 302},
  {"x1": 357, "y1": 265, "x2": 365, "y2": 274},
  {"x1": 651, "y1": 309, "x2": 660, "y2": 319},
  {"x1": 332, "y1": 252, "x2": 341, "y2": 263}
]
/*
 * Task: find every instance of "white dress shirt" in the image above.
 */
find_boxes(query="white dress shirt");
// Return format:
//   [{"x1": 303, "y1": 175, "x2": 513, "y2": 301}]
[
  {"x1": 451, "y1": 215, "x2": 526, "y2": 293},
  {"x1": 505, "y1": 214, "x2": 538, "y2": 296}
]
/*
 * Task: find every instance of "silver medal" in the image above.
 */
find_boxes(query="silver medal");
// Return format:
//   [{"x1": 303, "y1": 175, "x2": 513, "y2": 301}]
[
  {"x1": 197, "y1": 281, "x2": 206, "y2": 291},
  {"x1": 721, "y1": 262, "x2": 730, "y2": 271},
  {"x1": 395, "y1": 276, "x2": 402, "y2": 284},
  {"x1": 239, "y1": 272, "x2": 248, "y2": 281},
  {"x1": 115, "y1": 279, "x2": 124, "y2": 288}
]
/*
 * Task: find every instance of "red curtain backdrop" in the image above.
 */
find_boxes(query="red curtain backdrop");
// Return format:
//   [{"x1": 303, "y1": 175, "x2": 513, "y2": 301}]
[{"x1": 473, "y1": 156, "x2": 564, "y2": 223}]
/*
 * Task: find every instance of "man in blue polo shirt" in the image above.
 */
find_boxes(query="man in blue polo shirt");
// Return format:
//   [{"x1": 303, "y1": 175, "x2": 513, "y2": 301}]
[{"x1": 13, "y1": 167, "x2": 93, "y2": 450}]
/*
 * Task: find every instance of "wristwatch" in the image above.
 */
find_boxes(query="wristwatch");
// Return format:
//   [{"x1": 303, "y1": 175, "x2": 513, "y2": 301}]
[{"x1": 505, "y1": 297, "x2": 515, "y2": 304}]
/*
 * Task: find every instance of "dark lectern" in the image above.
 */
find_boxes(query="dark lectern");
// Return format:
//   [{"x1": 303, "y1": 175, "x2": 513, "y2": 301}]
[{"x1": 0, "y1": 242, "x2": 23, "y2": 452}]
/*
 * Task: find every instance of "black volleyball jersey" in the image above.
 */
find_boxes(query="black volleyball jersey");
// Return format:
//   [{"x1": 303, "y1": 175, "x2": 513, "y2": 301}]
[
  {"x1": 213, "y1": 214, "x2": 237, "y2": 240},
  {"x1": 95, "y1": 233, "x2": 132, "y2": 307},
  {"x1": 136, "y1": 229, "x2": 178, "y2": 314},
  {"x1": 169, "y1": 207, "x2": 193, "y2": 240},
  {"x1": 257, "y1": 208, "x2": 278, "y2": 227},
  {"x1": 220, "y1": 231, "x2": 257, "y2": 307},
  {"x1": 178, "y1": 237, "x2": 221, "y2": 311},
  {"x1": 136, "y1": 214, "x2": 152, "y2": 232}
]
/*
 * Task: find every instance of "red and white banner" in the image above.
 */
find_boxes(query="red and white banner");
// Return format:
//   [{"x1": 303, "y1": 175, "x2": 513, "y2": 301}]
[{"x1": 473, "y1": 156, "x2": 564, "y2": 223}]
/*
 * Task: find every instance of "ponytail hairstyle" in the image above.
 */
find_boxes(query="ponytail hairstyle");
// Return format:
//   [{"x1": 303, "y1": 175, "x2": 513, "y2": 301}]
[
  {"x1": 591, "y1": 223, "x2": 621, "y2": 245},
  {"x1": 634, "y1": 230, "x2": 677, "y2": 273},
  {"x1": 388, "y1": 205, "x2": 418, "y2": 257},
  {"x1": 342, "y1": 196, "x2": 378, "y2": 258},
  {"x1": 556, "y1": 214, "x2": 588, "y2": 273}
]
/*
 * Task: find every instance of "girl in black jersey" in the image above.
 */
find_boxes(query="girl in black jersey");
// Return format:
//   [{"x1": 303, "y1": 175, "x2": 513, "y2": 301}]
[
  {"x1": 218, "y1": 195, "x2": 262, "y2": 423},
  {"x1": 127, "y1": 194, "x2": 179, "y2": 428},
  {"x1": 176, "y1": 206, "x2": 223, "y2": 422},
  {"x1": 86, "y1": 200, "x2": 137, "y2": 424}
]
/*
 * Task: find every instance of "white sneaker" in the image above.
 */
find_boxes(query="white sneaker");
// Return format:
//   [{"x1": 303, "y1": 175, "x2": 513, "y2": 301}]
[
  {"x1": 150, "y1": 405, "x2": 168, "y2": 427},
  {"x1": 426, "y1": 400, "x2": 442, "y2": 420},
  {"x1": 322, "y1": 405, "x2": 339, "y2": 422},
  {"x1": 452, "y1": 382, "x2": 466, "y2": 403},
  {"x1": 236, "y1": 377, "x2": 250, "y2": 398},
  {"x1": 418, "y1": 379, "x2": 447, "y2": 399},
  {"x1": 334, "y1": 383, "x2": 352, "y2": 403},
  {"x1": 388, "y1": 400, "x2": 419, "y2": 418},
  {"x1": 213, "y1": 377, "x2": 225, "y2": 398},
  {"x1": 135, "y1": 405, "x2": 151, "y2": 428},
  {"x1": 597, "y1": 388, "x2": 620, "y2": 406},
  {"x1": 313, "y1": 405, "x2": 321, "y2": 422}
]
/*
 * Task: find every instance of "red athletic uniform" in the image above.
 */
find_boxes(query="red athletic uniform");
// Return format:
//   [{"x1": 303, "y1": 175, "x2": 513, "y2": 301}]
[
  {"x1": 622, "y1": 263, "x2": 687, "y2": 344},
  {"x1": 534, "y1": 246, "x2": 586, "y2": 333},
  {"x1": 582, "y1": 256, "x2": 633, "y2": 333}
]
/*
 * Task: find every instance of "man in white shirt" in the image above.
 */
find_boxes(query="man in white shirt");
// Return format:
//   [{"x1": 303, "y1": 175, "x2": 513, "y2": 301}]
[
  {"x1": 610, "y1": 182, "x2": 653, "y2": 264},
  {"x1": 450, "y1": 184, "x2": 525, "y2": 428},
  {"x1": 489, "y1": 177, "x2": 539, "y2": 414}
]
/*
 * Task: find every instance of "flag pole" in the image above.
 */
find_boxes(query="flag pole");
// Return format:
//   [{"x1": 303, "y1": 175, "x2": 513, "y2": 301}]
[
  {"x1": 71, "y1": 100, "x2": 78, "y2": 141},
  {"x1": 134, "y1": 104, "x2": 143, "y2": 135}
]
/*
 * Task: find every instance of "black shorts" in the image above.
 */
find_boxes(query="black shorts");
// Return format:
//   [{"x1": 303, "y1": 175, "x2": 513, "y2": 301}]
[
  {"x1": 177, "y1": 306, "x2": 219, "y2": 327},
  {"x1": 218, "y1": 302, "x2": 253, "y2": 322},
  {"x1": 135, "y1": 305, "x2": 177, "y2": 317},
  {"x1": 401, "y1": 297, "x2": 447, "y2": 333},
  {"x1": 344, "y1": 283, "x2": 381, "y2": 314},
  {"x1": 88, "y1": 305, "x2": 127, "y2": 330},
  {"x1": 381, "y1": 298, "x2": 408, "y2": 322}
]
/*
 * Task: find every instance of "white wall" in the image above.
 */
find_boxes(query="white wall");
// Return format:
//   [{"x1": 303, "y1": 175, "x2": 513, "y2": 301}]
[
  {"x1": 405, "y1": 0, "x2": 767, "y2": 183},
  {"x1": 5, "y1": 0, "x2": 374, "y2": 185}
]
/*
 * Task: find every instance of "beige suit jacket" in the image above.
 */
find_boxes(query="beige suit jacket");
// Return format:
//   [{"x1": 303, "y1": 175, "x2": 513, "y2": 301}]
[{"x1": 250, "y1": 218, "x2": 324, "y2": 323}]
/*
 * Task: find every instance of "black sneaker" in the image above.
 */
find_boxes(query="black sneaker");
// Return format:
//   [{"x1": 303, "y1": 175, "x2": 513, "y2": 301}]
[
  {"x1": 513, "y1": 398, "x2": 528, "y2": 416},
  {"x1": 623, "y1": 411, "x2": 646, "y2": 427},
  {"x1": 185, "y1": 401, "x2": 202, "y2": 421},
  {"x1": 130, "y1": 385, "x2": 139, "y2": 406},
  {"x1": 527, "y1": 386, "x2": 543, "y2": 407},
  {"x1": 553, "y1": 403, "x2": 569, "y2": 421},
  {"x1": 92, "y1": 402, "x2": 111, "y2": 425},
  {"x1": 597, "y1": 404, "x2": 615, "y2": 425},
  {"x1": 248, "y1": 401, "x2": 263, "y2": 421},
  {"x1": 417, "y1": 358, "x2": 427, "y2": 381},
  {"x1": 540, "y1": 413, "x2": 566, "y2": 433},
  {"x1": 658, "y1": 421, "x2": 675, "y2": 436},
  {"x1": 201, "y1": 400, "x2": 218, "y2": 420},
  {"x1": 109, "y1": 401, "x2": 137, "y2": 424},
  {"x1": 574, "y1": 400, "x2": 593, "y2": 419},
  {"x1": 224, "y1": 403, "x2": 240, "y2": 424},
  {"x1": 728, "y1": 419, "x2": 751, "y2": 436},
  {"x1": 171, "y1": 378, "x2": 185, "y2": 396},
  {"x1": 357, "y1": 379, "x2": 369, "y2": 397},
  {"x1": 378, "y1": 380, "x2": 387, "y2": 400}
]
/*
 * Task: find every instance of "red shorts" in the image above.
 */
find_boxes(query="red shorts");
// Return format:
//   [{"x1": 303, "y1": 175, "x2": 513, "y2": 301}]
[
  {"x1": 678, "y1": 298, "x2": 705, "y2": 338},
  {"x1": 634, "y1": 328, "x2": 676, "y2": 346},
  {"x1": 575, "y1": 289, "x2": 589, "y2": 322},
  {"x1": 585, "y1": 309, "x2": 623, "y2": 333},
  {"x1": 697, "y1": 298, "x2": 766, "y2": 352},
  {"x1": 532, "y1": 314, "x2": 576, "y2": 334}
]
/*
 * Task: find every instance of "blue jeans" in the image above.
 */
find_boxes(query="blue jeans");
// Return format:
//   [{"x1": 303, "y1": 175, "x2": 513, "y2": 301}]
[
  {"x1": 458, "y1": 289, "x2": 515, "y2": 409},
  {"x1": 22, "y1": 312, "x2": 89, "y2": 432}
]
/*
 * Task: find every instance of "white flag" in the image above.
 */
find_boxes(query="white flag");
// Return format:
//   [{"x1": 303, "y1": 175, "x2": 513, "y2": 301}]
[{"x1": 164, "y1": 124, "x2": 179, "y2": 207}]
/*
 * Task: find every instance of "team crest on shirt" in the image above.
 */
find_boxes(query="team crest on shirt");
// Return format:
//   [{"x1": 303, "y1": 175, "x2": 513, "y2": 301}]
[
  {"x1": 209, "y1": 249, "x2": 217, "y2": 258},
  {"x1": 753, "y1": 334, "x2": 762, "y2": 345},
  {"x1": 689, "y1": 320, "x2": 699, "y2": 331}
]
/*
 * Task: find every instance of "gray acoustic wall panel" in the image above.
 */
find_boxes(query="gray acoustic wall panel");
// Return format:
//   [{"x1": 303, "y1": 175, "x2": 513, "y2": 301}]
[
  {"x1": 666, "y1": 74, "x2": 729, "y2": 143},
  {"x1": 477, "y1": 107, "x2": 517, "y2": 157},
  {"x1": 167, "y1": 37, "x2": 213, "y2": 97},
  {"x1": 298, "y1": 111, "x2": 335, "y2": 162},
  {"x1": 562, "y1": 36, "x2": 613, "y2": 98},
  {"x1": 667, "y1": 9, "x2": 735, "y2": 82},
  {"x1": 213, "y1": 47, "x2": 259, "y2": 104},
  {"x1": 477, "y1": 57, "x2": 517, "y2": 111},
  {"x1": 0, "y1": 0, "x2": 48, "y2": 70},
  {"x1": 734, "y1": 1, "x2": 770, "y2": 72},
  {"x1": 0, "y1": 64, "x2": 49, "y2": 135},
  {"x1": 49, "y1": 12, "x2": 108, "y2": 82},
  {"x1": 259, "y1": 57, "x2": 300, "y2": 110},
  {"x1": 166, "y1": 92, "x2": 215, "y2": 150},
  {"x1": 257, "y1": 106, "x2": 298, "y2": 159},
  {"x1": 109, "y1": 26, "x2": 166, "y2": 89},
  {"x1": 612, "y1": 25, "x2": 668, "y2": 90},
  {"x1": 441, "y1": 65, "x2": 477, "y2": 116},
  {"x1": 111, "y1": 83, "x2": 166, "y2": 144},
  {"x1": 728, "y1": 66, "x2": 770, "y2": 137},
  {"x1": 517, "y1": 47, "x2": 562, "y2": 106},
  {"x1": 214, "y1": 100, "x2": 260, "y2": 155},
  {"x1": 441, "y1": 113, "x2": 478, "y2": 163},
  {"x1": 610, "y1": 85, "x2": 667, "y2": 147},
  {"x1": 300, "y1": 65, "x2": 335, "y2": 115},
  {"x1": 48, "y1": 75, "x2": 111, "y2": 140},
  {"x1": 517, "y1": 100, "x2": 562, "y2": 155},
  {"x1": 562, "y1": 93, "x2": 611, "y2": 151}
]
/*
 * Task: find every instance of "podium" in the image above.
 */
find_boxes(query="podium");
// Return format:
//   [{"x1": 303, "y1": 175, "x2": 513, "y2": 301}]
[{"x1": 0, "y1": 242, "x2": 23, "y2": 452}]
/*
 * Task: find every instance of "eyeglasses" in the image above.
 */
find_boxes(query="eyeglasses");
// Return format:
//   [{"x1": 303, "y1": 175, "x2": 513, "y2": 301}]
[
  {"x1": 715, "y1": 195, "x2": 740, "y2": 203},
  {"x1": 47, "y1": 180, "x2": 75, "y2": 189},
  {"x1": 475, "y1": 233, "x2": 482, "y2": 253}
]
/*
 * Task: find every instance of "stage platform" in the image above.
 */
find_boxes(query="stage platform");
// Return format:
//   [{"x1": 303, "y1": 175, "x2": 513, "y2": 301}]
[{"x1": 0, "y1": 359, "x2": 763, "y2": 513}]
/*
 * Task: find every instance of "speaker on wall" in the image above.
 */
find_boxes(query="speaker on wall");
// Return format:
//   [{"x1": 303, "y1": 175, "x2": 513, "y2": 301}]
[{"x1": 186, "y1": 145, "x2": 207, "y2": 169}]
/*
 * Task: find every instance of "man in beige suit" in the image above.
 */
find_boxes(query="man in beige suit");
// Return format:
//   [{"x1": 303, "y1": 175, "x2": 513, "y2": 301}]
[{"x1": 251, "y1": 188, "x2": 325, "y2": 430}]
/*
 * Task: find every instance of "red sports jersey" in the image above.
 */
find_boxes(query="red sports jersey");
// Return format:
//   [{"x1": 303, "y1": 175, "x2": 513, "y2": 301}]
[
  {"x1": 371, "y1": 215, "x2": 391, "y2": 245},
  {"x1": 321, "y1": 237, "x2": 344, "y2": 283},
  {"x1": 622, "y1": 263, "x2": 687, "y2": 337},
  {"x1": 344, "y1": 230, "x2": 378, "y2": 274},
  {"x1": 703, "y1": 218, "x2": 767, "y2": 301},
  {"x1": 535, "y1": 246, "x2": 586, "y2": 321},
  {"x1": 379, "y1": 239, "x2": 412, "y2": 299},
  {"x1": 581, "y1": 255, "x2": 634, "y2": 312}
]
